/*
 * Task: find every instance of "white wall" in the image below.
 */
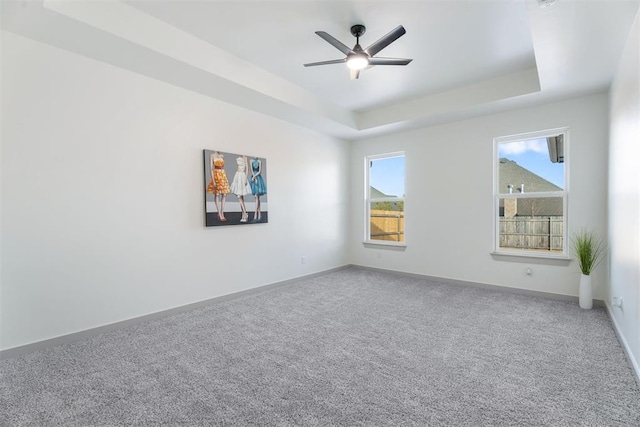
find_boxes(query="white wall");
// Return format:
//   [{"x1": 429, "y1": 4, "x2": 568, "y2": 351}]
[
  {"x1": 608, "y1": 11, "x2": 640, "y2": 372},
  {"x1": 0, "y1": 13, "x2": 4, "y2": 352},
  {"x1": 350, "y1": 93, "x2": 609, "y2": 298},
  {"x1": 0, "y1": 32, "x2": 350, "y2": 351}
]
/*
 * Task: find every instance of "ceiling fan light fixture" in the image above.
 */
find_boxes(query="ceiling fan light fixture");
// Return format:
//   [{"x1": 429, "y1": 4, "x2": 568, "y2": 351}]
[{"x1": 346, "y1": 53, "x2": 368, "y2": 70}]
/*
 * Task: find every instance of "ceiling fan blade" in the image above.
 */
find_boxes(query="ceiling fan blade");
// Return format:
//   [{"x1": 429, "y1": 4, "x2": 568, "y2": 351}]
[
  {"x1": 364, "y1": 25, "x2": 406, "y2": 57},
  {"x1": 315, "y1": 31, "x2": 353, "y2": 55},
  {"x1": 350, "y1": 69, "x2": 360, "y2": 80},
  {"x1": 368, "y1": 57, "x2": 413, "y2": 66},
  {"x1": 303, "y1": 58, "x2": 347, "y2": 67}
]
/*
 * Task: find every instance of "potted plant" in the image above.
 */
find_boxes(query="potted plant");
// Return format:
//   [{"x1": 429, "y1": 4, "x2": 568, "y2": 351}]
[{"x1": 571, "y1": 229, "x2": 606, "y2": 309}]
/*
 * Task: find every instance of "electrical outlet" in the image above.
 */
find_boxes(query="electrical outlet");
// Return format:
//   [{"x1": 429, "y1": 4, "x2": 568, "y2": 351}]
[
  {"x1": 612, "y1": 297, "x2": 624, "y2": 311},
  {"x1": 526, "y1": 267, "x2": 533, "y2": 276},
  {"x1": 301, "y1": 256, "x2": 306, "y2": 265}
]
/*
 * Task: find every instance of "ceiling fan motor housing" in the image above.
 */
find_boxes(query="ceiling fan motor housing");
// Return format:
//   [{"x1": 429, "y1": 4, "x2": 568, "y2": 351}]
[{"x1": 350, "y1": 25, "x2": 366, "y2": 38}]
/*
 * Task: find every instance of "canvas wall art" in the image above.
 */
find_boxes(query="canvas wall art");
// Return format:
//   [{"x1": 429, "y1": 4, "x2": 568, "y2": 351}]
[{"x1": 203, "y1": 150, "x2": 268, "y2": 227}]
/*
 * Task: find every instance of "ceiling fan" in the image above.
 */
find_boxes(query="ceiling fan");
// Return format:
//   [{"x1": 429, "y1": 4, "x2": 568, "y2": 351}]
[{"x1": 304, "y1": 24, "x2": 413, "y2": 80}]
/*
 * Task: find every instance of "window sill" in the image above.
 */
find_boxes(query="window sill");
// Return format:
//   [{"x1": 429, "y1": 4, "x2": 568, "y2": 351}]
[
  {"x1": 363, "y1": 242, "x2": 407, "y2": 251},
  {"x1": 491, "y1": 251, "x2": 571, "y2": 265}
]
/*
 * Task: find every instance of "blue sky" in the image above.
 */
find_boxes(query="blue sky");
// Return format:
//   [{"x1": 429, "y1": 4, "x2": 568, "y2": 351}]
[
  {"x1": 498, "y1": 137, "x2": 565, "y2": 188},
  {"x1": 370, "y1": 156, "x2": 405, "y2": 197}
]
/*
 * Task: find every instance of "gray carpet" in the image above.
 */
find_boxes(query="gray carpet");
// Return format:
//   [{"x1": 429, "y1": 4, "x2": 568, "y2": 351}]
[{"x1": 1, "y1": 268, "x2": 639, "y2": 426}]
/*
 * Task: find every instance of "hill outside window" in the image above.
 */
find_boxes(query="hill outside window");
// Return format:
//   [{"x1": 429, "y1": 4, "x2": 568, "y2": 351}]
[
  {"x1": 493, "y1": 128, "x2": 568, "y2": 258},
  {"x1": 365, "y1": 152, "x2": 405, "y2": 245}
]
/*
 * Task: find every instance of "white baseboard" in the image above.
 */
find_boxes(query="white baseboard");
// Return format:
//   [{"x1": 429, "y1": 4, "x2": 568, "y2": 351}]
[
  {"x1": 350, "y1": 264, "x2": 603, "y2": 305},
  {"x1": 3, "y1": 264, "x2": 618, "y2": 362},
  {"x1": 0, "y1": 265, "x2": 350, "y2": 360},
  {"x1": 605, "y1": 303, "x2": 640, "y2": 385}
]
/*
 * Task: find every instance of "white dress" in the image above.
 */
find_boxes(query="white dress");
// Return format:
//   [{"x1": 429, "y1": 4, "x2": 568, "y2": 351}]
[{"x1": 230, "y1": 157, "x2": 252, "y2": 196}]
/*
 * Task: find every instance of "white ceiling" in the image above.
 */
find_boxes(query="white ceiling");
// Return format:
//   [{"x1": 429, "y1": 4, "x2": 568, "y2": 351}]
[
  {"x1": 2, "y1": 0, "x2": 639, "y2": 140},
  {"x1": 125, "y1": 0, "x2": 537, "y2": 112}
]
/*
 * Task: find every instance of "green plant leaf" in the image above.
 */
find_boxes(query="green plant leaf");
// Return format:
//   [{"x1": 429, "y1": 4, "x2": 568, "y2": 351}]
[{"x1": 571, "y1": 229, "x2": 606, "y2": 275}]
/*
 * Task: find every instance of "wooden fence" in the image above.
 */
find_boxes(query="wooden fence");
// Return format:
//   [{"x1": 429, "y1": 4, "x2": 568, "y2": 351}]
[
  {"x1": 370, "y1": 209, "x2": 404, "y2": 242},
  {"x1": 369, "y1": 211, "x2": 561, "y2": 249},
  {"x1": 499, "y1": 216, "x2": 563, "y2": 251}
]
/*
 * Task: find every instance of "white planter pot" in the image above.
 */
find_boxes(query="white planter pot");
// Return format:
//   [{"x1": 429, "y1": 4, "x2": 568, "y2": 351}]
[{"x1": 579, "y1": 273, "x2": 593, "y2": 309}]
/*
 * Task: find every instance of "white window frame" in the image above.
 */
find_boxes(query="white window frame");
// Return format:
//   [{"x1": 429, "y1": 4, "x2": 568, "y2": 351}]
[
  {"x1": 493, "y1": 128, "x2": 569, "y2": 259},
  {"x1": 364, "y1": 152, "x2": 406, "y2": 247}
]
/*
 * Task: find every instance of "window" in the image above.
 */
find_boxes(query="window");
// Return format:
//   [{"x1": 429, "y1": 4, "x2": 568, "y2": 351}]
[
  {"x1": 365, "y1": 152, "x2": 405, "y2": 245},
  {"x1": 494, "y1": 129, "x2": 568, "y2": 257}
]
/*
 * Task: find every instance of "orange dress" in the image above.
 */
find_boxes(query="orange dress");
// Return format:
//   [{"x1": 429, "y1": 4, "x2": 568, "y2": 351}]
[{"x1": 207, "y1": 157, "x2": 230, "y2": 195}]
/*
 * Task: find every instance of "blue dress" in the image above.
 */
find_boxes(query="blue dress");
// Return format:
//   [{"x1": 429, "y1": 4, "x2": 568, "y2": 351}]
[{"x1": 250, "y1": 159, "x2": 267, "y2": 196}]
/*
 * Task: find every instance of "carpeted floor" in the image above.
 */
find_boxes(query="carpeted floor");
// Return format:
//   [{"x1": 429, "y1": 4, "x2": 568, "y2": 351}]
[{"x1": 1, "y1": 267, "x2": 639, "y2": 426}]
